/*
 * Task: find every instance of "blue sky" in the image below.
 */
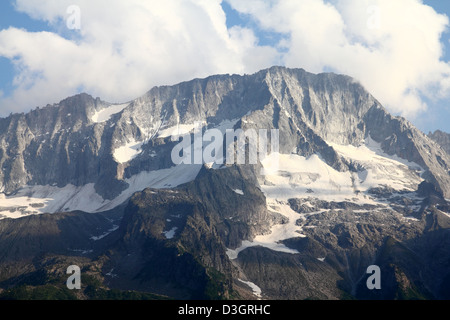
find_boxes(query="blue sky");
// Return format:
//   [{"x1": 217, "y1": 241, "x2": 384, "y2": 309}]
[
  {"x1": 416, "y1": 0, "x2": 450, "y2": 133},
  {"x1": 0, "y1": 1, "x2": 50, "y2": 107},
  {"x1": 0, "y1": 0, "x2": 450, "y2": 135}
]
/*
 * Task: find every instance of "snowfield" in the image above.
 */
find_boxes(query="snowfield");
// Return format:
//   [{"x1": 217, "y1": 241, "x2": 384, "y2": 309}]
[
  {"x1": 0, "y1": 164, "x2": 202, "y2": 219},
  {"x1": 113, "y1": 138, "x2": 145, "y2": 164},
  {"x1": 157, "y1": 124, "x2": 199, "y2": 139},
  {"x1": 91, "y1": 103, "x2": 130, "y2": 123},
  {"x1": 227, "y1": 136, "x2": 425, "y2": 258}
]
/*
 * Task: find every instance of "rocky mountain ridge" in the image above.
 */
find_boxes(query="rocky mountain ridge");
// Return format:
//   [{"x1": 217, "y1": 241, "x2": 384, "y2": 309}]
[{"x1": 1, "y1": 66, "x2": 449, "y2": 204}]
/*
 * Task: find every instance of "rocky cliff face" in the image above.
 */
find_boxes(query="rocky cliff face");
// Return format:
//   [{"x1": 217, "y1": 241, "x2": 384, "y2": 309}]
[
  {"x1": 0, "y1": 66, "x2": 449, "y2": 300},
  {"x1": 101, "y1": 165, "x2": 276, "y2": 299},
  {"x1": 429, "y1": 130, "x2": 450, "y2": 155}
]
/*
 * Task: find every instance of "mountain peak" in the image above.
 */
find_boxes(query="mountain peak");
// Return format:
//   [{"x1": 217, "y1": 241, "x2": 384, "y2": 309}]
[{"x1": 0, "y1": 66, "x2": 448, "y2": 203}]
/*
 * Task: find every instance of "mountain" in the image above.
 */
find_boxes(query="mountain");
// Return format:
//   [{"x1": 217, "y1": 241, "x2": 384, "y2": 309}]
[
  {"x1": 0, "y1": 66, "x2": 449, "y2": 300},
  {"x1": 429, "y1": 130, "x2": 450, "y2": 155}
]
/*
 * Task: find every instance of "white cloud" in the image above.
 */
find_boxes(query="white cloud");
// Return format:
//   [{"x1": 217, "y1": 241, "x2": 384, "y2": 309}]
[
  {"x1": 0, "y1": 0, "x2": 278, "y2": 115},
  {"x1": 1, "y1": 0, "x2": 450, "y2": 121},
  {"x1": 227, "y1": 0, "x2": 450, "y2": 118}
]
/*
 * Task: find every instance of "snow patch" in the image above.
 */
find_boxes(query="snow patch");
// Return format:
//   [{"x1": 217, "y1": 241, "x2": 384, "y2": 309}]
[
  {"x1": 90, "y1": 225, "x2": 119, "y2": 241},
  {"x1": 113, "y1": 139, "x2": 144, "y2": 164},
  {"x1": 93, "y1": 164, "x2": 202, "y2": 213},
  {"x1": 261, "y1": 153, "x2": 368, "y2": 203},
  {"x1": 163, "y1": 227, "x2": 178, "y2": 239},
  {"x1": 328, "y1": 136, "x2": 424, "y2": 192},
  {"x1": 106, "y1": 268, "x2": 118, "y2": 278},
  {"x1": 158, "y1": 124, "x2": 199, "y2": 139},
  {"x1": 157, "y1": 119, "x2": 239, "y2": 140},
  {"x1": 92, "y1": 103, "x2": 129, "y2": 123},
  {"x1": 259, "y1": 136, "x2": 423, "y2": 205},
  {"x1": 0, "y1": 183, "x2": 107, "y2": 218},
  {"x1": 227, "y1": 199, "x2": 303, "y2": 259},
  {"x1": 0, "y1": 164, "x2": 202, "y2": 219},
  {"x1": 237, "y1": 279, "x2": 262, "y2": 298}
]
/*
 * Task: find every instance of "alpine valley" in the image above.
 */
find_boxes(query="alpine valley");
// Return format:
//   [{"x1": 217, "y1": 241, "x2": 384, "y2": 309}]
[{"x1": 0, "y1": 66, "x2": 449, "y2": 300}]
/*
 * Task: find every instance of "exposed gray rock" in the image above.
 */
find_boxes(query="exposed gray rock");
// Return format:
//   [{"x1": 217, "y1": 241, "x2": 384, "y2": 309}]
[
  {"x1": 365, "y1": 106, "x2": 450, "y2": 197},
  {"x1": 429, "y1": 130, "x2": 450, "y2": 155}
]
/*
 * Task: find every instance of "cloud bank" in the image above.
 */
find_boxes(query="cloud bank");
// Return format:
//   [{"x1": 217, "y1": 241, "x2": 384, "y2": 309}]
[
  {"x1": 0, "y1": 0, "x2": 449, "y2": 120},
  {"x1": 0, "y1": 0, "x2": 278, "y2": 114},
  {"x1": 227, "y1": 0, "x2": 450, "y2": 117}
]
